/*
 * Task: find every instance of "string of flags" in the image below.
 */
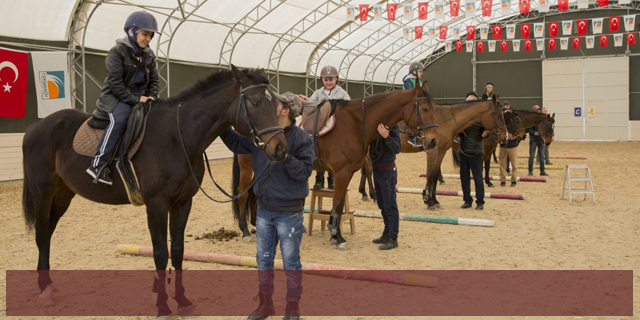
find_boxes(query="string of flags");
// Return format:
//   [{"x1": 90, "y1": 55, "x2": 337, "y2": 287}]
[{"x1": 450, "y1": 33, "x2": 635, "y2": 53}]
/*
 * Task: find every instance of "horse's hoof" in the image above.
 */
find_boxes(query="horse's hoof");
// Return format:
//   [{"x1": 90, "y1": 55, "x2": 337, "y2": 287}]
[
  {"x1": 38, "y1": 285, "x2": 55, "y2": 307},
  {"x1": 439, "y1": 181, "x2": 445, "y2": 185},
  {"x1": 361, "y1": 196, "x2": 369, "y2": 202},
  {"x1": 436, "y1": 203, "x2": 441, "y2": 209},
  {"x1": 242, "y1": 236, "x2": 255, "y2": 243},
  {"x1": 487, "y1": 184, "x2": 494, "y2": 188},
  {"x1": 337, "y1": 242, "x2": 350, "y2": 251},
  {"x1": 178, "y1": 304, "x2": 197, "y2": 316},
  {"x1": 330, "y1": 238, "x2": 337, "y2": 245},
  {"x1": 427, "y1": 205, "x2": 438, "y2": 211}
]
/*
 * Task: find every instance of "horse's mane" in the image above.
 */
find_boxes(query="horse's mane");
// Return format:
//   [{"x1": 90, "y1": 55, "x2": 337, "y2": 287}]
[
  {"x1": 437, "y1": 99, "x2": 492, "y2": 107},
  {"x1": 157, "y1": 69, "x2": 268, "y2": 105},
  {"x1": 349, "y1": 87, "x2": 435, "y2": 107}
]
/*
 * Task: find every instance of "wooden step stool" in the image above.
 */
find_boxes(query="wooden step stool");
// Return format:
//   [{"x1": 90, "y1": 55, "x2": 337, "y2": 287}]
[
  {"x1": 307, "y1": 188, "x2": 355, "y2": 236},
  {"x1": 562, "y1": 164, "x2": 596, "y2": 204}
]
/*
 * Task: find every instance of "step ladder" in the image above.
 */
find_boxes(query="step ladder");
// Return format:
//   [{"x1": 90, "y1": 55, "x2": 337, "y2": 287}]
[{"x1": 561, "y1": 165, "x2": 595, "y2": 204}]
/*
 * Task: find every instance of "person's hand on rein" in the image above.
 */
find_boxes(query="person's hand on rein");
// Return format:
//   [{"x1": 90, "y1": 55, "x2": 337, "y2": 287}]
[{"x1": 140, "y1": 96, "x2": 155, "y2": 103}]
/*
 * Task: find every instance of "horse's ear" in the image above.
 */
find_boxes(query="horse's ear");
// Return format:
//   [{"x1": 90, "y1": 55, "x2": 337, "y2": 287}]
[
  {"x1": 231, "y1": 64, "x2": 248, "y2": 85},
  {"x1": 552, "y1": 112, "x2": 555, "y2": 119},
  {"x1": 421, "y1": 81, "x2": 429, "y2": 92},
  {"x1": 494, "y1": 95, "x2": 500, "y2": 104},
  {"x1": 256, "y1": 68, "x2": 267, "y2": 79}
]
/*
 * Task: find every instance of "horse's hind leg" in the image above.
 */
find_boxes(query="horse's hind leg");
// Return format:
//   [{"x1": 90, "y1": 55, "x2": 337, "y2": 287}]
[
  {"x1": 146, "y1": 198, "x2": 172, "y2": 316},
  {"x1": 358, "y1": 165, "x2": 369, "y2": 201},
  {"x1": 484, "y1": 157, "x2": 494, "y2": 187},
  {"x1": 169, "y1": 198, "x2": 195, "y2": 315}
]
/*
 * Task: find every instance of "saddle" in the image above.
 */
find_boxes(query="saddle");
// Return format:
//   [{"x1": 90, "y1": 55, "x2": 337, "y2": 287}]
[
  {"x1": 73, "y1": 102, "x2": 151, "y2": 206},
  {"x1": 299, "y1": 100, "x2": 337, "y2": 137}
]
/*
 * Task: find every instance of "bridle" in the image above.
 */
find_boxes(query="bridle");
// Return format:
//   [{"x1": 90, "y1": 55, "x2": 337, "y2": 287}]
[
  {"x1": 234, "y1": 83, "x2": 284, "y2": 153},
  {"x1": 396, "y1": 94, "x2": 439, "y2": 149}
]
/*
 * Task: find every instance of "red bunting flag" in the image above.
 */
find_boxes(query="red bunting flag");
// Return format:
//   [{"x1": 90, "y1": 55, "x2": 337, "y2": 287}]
[
  {"x1": 577, "y1": 20, "x2": 588, "y2": 35},
  {"x1": 359, "y1": 5, "x2": 369, "y2": 21},
  {"x1": 387, "y1": 3, "x2": 398, "y2": 21},
  {"x1": 0, "y1": 47, "x2": 29, "y2": 118},
  {"x1": 521, "y1": 24, "x2": 530, "y2": 38},
  {"x1": 525, "y1": 39, "x2": 532, "y2": 51},
  {"x1": 481, "y1": 0, "x2": 493, "y2": 17},
  {"x1": 467, "y1": 26, "x2": 476, "y2": 40},
  {"x1": 610, "y1": 16, "x2": 620, "y2": 32},
  {"x1": 450, "y1": 0, "x2": 460, "y2": 17},
  {"x1": 456, "y1": 40, "x2": 463, "y2": 51},
  {"x1": 600, "y1": 35, "x2": 608, "y2": 47},
  {"x1": 549, "y1": 22, "x2": 559, "y2": 37},
  {"x1": 519, "y1": 0, "x2": 530, "y2": 14},
  {"x1": 418, "y1": 2, "x2": 429, "y2": 20},
  {"x1": 628, "y1": 33, "x2": 636, "y2": 45},
  {"x1": 548, "y1": 38, "x2": 557, "y2": 50},
  {"x1": 572, "y1": 37, "x2": 581, "y2": 49},
  {"x1": 597, "y1": 0, "x2": 608, "y2": 6},
  {"x1": 493, "y1": 25, "x2": 502, "y2": 39},
  {"x1": 477, "y1": 41, "x2": 485, "y2": 51},
  {"x1": 500, "y1": 40, "x2": 508, "y2": 51},
  {"x1": 558, "y1": 0, "x2": 568, "y2": 11},
  {"x1": 440, "y1": 26, "x2": 448, "y2": 40},
  {"x1": 415, "y1": 26, "x2": 423, "y2": 39}
]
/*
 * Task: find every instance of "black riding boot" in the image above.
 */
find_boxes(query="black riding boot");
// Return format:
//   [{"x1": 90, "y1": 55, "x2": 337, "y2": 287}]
[
  {"x1": 282, "y1": 301, "x2": 300, "y2": 320},
  {"x1": 327, "y1": 172, "x2": 334, "y2": 189},
  {"x1": 313, "y1": 172, "x2": 324, "y2": 189},
  {"x1": 247, "y1": 292, "x2": 275, "y2": 320}
]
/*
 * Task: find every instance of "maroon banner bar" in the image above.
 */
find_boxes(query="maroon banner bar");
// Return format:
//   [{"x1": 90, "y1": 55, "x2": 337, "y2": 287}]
[{"x1": 6, "y1": 270, "x2": 632, "y2": 316}]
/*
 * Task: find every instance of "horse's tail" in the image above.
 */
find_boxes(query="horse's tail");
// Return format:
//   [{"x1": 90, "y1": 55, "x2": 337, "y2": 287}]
[
  {"x1": 231, "y1": 153, "x2": 242, "y2": 221},
  {"x1": 22, "y1": 148, "x2": 37, "y2": 232},
  {"x1": 452, "y1": 149, "x2": 460, "y2": 169}
]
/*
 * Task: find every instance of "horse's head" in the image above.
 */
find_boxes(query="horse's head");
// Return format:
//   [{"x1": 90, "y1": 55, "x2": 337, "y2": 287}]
[
  {"x1": 480, "y1": 96, "x2": 508, "y2": 144},
  {"x1": 404, "y1": 82, "x2": 439, "y2": 150},
  {"x1": 505, "y1": 110, "x2": 526, "y2": 139},
  {"x1": 231, "y1": 65, "x2": 288, "y2": 161},
  {"x1": 540, "y1": 113, "x2": 555, "y2": 144}
]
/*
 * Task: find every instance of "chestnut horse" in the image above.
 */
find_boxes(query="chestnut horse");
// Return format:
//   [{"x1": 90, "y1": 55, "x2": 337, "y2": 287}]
[
  {"x1": 21, "y1": 66, "x2": 287, "y2": 315},
  {"x1": 230, "y1": 83, "x2": 439, "y2": 249}
]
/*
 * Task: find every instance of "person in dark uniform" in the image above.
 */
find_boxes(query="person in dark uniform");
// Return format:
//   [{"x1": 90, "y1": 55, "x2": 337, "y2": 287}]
[
  {"x1": 370, "y1": 123, "x2": 402, "y2": 250},
  {"x1": 459, "y1": 92, "x2": 488, "y2": 210}
]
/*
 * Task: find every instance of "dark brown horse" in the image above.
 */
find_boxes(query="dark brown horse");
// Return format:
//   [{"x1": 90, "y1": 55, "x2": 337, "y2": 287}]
[
  {"x1": 358, "y1": 105, "x2": 524, "y2": 202},
  {"x1": 21, "y1": 66, "x2": 287, "y2": 315},
  {"x1": 422, "y1": 98, "x2": 508, "y2": 210},
  {"x1": 231, "y1": 83, "x2": 440, "y2": 249}
]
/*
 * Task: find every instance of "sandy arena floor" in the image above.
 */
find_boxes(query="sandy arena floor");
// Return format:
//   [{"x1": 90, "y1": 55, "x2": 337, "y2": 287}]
[{"x1": 1, "y1": 141, "x2": 638, "y2": 320}]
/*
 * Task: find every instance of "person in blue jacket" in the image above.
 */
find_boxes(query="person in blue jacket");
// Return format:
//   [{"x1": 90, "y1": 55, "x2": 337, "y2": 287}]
[
  {"x1": 369, "y1": 123, "x2": 402, "y2": 250},
  {"x1": 527, "y1": 105, "x2": 548, "y2": 177},
  {"x1": 221, "y1": 92, "x2": 313, "y2": 320}
]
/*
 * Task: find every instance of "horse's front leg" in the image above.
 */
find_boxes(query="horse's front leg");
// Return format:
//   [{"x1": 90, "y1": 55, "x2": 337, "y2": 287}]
[
  {"x1": 237, "y1": 154, "x2": 255, "y2": 242},
  {"x1": 328, "y1": 169, "x2": 353, "y2": 251},
  {"x1": 146, "y1": 198, "x2": 172, "y2": 317},
  {"x1": 423, "y1": 151, "x2": 441, "y2": 210},
  {"x1": 169, "y1": 198, "x2": 196, "y2": 315},
  {"x1": 485, "y1": 156, "x2": 494, "y2": 187}
]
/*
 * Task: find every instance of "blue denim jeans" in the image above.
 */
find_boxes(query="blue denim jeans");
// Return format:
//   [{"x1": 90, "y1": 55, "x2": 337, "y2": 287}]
[
  {"x1": 256, "y1": 207, "x2": 304, "y2": 302},
  {"x1": 528, "y1": 138, "x2": 546, "y2": 174}
]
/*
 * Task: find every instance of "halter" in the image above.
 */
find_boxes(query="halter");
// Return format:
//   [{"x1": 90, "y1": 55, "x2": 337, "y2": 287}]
[
  {"x1": 398, "y1": 95, "x2": 439, "y2": 146},
  {"x1": 234, "y1": 84, "x2": 284, "y2": 152}
]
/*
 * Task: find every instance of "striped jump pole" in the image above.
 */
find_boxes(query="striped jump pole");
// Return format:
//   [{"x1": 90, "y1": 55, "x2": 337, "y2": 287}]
[
  {"x1": 517, "y1": 155, "x2": 587, "y2": 160},
  {"x1": 303, "y1": 207, "x2": 494, "y2": 227},
  {"x1": 117, "y1": 245, "x2": 438, "y2": 287},
  {"x1": 419, "y1": 173, "x2": 547, "y2": 182},
  {"x1": 396, "y1": 187, "x2": 525, "y2": 200},
  {"x1": 516, "y1": 165, "x2": 563, "y2": 170}
]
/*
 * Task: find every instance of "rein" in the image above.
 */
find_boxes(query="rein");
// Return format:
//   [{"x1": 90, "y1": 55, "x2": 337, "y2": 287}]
[{"x1": 176, "y1": 83, "x2": 282, "y2": 203}]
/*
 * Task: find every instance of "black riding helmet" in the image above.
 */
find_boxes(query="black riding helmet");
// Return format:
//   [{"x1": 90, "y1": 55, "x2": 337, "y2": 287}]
[{"x1": 124, "y1": 11, "x2": 159, "y2": 37}]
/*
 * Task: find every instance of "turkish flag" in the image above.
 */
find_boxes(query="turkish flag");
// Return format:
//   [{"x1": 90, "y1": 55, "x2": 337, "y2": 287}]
[
  {"x1": 477, "y1": 41, "x2": 485, "y2": 52},
  {"x1": 493, "y1": 25, "x2": 502, "y2": 39},
  {"x1": 440, "y1": 26, "x2": 448, "y2": 40},
  {"x1": 577, "y1": 20, "x2": 588, "y2": 35},
  {"x1": 572, "y1": 37, "x2": 581, "y2": 48},
  {"x1": 418, "y1": 2, "x2": 428, "y2": 19},
  {"x1": 519, "y1": 0, "x2": 530, "y2": 14},
  {"x1": 0, "y1": 47, "x2": 28, "y2": 118},
  {"x1": 500, "y1": 40, "x2": 508, "y2": 51},
  {"x1": 456, "y1": 40, "x2": 463, "y2": 51},
  {"x1": 359, "y1": 5, "x2": 369, "y2": 21},
  {"x1": 548, "y1": 38, "x2": 557, "y2": 50},
  {"x1": 482, "y1": 0, "x2": 493, "y2": 17},
  {"x1": 525, "y1": 39, "x2": 532, "y2": 51},
  {"x1": 415, "y1": 26, "x2": 423, "y2": 39},
  {"x1": 558, "y1": 0, "x2": 568, "y2": 11},
  {"x1": 450, "y1": 0, "x2": 460, "y2": 17},
  {"x1": 600, "y1": 35, "x2": 608, "y2": 47},
  {"x1": 610, "y1": 16, "x2": 620, "y2": 32},
  {"x1": 387, "y1": 4, "x2": 398, "y2": 21},
  {"x1": 628, "y1": 33, "x2": 636, "y2": 45},
  {"x1": 467, "y1": 26, "x2": 476, "y2": 40},
  {"x1": 597, "y1": 0, "x2": 608, "y2": 6},
  {"x1": 521, "y1": 24, "x2": 530, "y2": 38},
  {"x1": 549, "y1": 21, "x2": 559, "y2": 37}
]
